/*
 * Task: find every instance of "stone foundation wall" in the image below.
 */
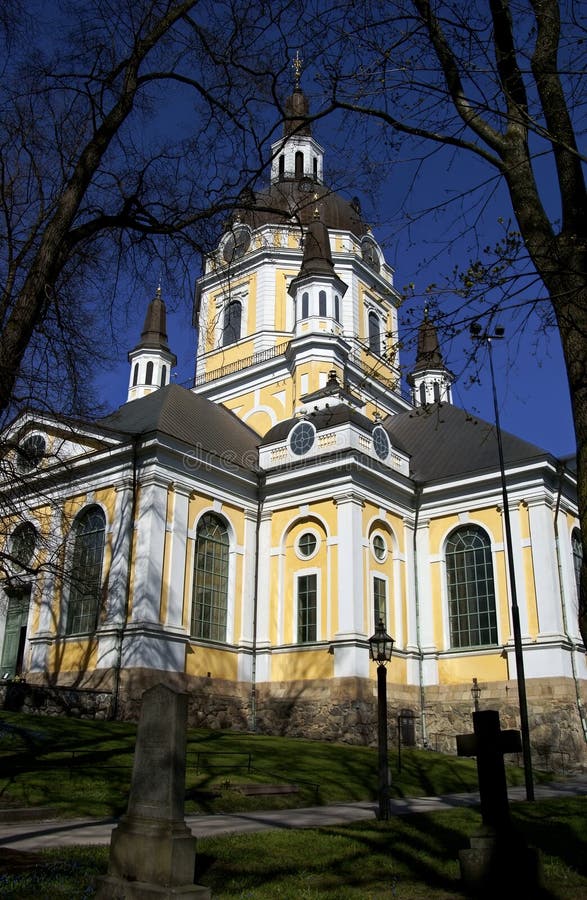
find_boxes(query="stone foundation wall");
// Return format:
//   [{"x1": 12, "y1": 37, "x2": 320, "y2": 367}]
[{"x1": 6, "y1": 670, "x2": 587, "y2": 772}]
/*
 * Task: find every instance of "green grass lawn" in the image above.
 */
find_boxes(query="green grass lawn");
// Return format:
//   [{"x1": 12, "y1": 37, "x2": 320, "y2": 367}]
[
  {"x1": 0, "y1": 710, "x2": 549, "y2": 818},
  {"x1": 0, "y1": 799, "x2": 585, "y2": 898}
]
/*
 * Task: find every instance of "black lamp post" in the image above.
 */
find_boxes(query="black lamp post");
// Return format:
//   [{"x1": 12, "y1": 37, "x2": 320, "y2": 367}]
[
  {"x1": 368, "y1": 619, "x2": 395, "y2": 820},
  {"x1": 470, "y1": 323, "x2": 534, "y2": 801},
  {"x1": 471, "y1": 677, "x2": 481, "y2": 712}
]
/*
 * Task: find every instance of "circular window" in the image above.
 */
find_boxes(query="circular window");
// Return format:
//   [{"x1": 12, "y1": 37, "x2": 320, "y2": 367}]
[
  {"x1": 289, "y1": 420, "x2": 315, "y2": 456},
  {"x1": 17, "y1": 434, "x2": 46, "y2": 473},
  {"x1": 372, "y1": 426, "x2": 390, "y2": 461},
  {"x1": 372, "y1": 533, "x2": 387, "y2": 562},
  {"x1": 298, "y1": 532, "x2": 318, "y2": 558}
]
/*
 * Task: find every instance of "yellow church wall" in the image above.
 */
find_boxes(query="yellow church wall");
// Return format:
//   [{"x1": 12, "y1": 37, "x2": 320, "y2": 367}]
[
  {"x1": 270, "y1": 506, "x2": 333, "y2": 644},
  {"x1": 518, "y1": 502, "x2": 531, "y2": 540},
  {"x1": 494, "y1": 549, "x2": 511, "y2": 643},
  {"x1": 185, "y1": 644, "x2": 238, "y2": 680},
  {"x1": 49, "y1": 637, "x2": 99, "y2": 673},
  {"x1": 275, "y1": 269, "x2": 297, "y2": 331},
  {"x1": 369, "y1": 654, "x2": 407, "y2": 685},
  {"x1": 272, "y1": 648, "x2": 334, "y2": 681},
  {"x1": 438, "y1": 653, "x2": 508, "y2": 684},
  {"x1": 523, "y1": 547, "x2": 539, "y2": 638}
]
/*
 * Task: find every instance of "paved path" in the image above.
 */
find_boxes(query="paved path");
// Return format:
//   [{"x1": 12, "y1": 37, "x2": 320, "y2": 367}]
[{"x1": 0, "y1": 778, "x2": 585, "y2": 852}]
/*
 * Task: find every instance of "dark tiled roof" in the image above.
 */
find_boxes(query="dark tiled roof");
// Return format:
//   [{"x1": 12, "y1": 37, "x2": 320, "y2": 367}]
[
  {"x1": 385, "y1": 403, "x2": 548, "y2": 482},
  {"x1": 100, "y1": 384, "x2": 260, "y2": 471},
  {"x1": 261, "y1": 403, "x2": 386, "y2": 445}
]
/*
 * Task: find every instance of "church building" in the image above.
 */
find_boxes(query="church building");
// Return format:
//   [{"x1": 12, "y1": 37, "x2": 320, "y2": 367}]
[{"x1": 1, "y1": 78, "x2": 586, "y2": 769}]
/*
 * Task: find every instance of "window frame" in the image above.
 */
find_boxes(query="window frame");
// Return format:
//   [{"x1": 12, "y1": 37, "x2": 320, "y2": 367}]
[
  {"x1": 373, "y1": 574, "x2": 388, "y2": 630},
  {"x1": 445, "y1": 525, "x2": 498, "y2": 649},
  {"x1": 296, "y1": 571, "x2": 318, "y2": 644},
  {"x1": 222, "y1": 299, "x2": 243, "y2": 347},
  {"x1": 64, "y1": 505, "x2": 107, "y2": 636},
  {"x1": 191, "y1": 513, "x2": 230, "y2": 643}
]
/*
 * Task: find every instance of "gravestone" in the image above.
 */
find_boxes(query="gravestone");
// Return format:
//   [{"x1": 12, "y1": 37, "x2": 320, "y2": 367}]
[
  {"x1": 96, "y1": 684, "x2": 210, "y2": 899},
  {"x1": 456, "y1": 709, "x2": 540, "y2": 897}
]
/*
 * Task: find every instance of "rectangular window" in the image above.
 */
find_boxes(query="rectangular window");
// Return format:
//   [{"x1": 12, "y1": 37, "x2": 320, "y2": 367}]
[
  {"x1": 373, "y1": 576, "x2": 387, "y2": 627},
  {"x1": 297, "y1": 574, "x2": 317, "y2": 643}
]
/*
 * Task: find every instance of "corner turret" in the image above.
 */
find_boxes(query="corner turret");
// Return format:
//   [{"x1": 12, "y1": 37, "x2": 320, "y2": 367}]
[
  {"x1": 408, "y1": 310, "x2": 454, "y2": 406},
  {"x1": 127, "y1": 287, "x2": 177, "y2": 402}
]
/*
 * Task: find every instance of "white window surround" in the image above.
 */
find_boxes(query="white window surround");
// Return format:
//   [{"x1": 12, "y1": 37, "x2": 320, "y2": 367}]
[
  {"x1": 215, "y1": 288, "x2": 248, "y2": 347},
  {"x1": 189, "y1": 510, "x2": 237, "y2": 645},
  {"x1": 371, "y1": 572, "x2": 389, "y2": 631},
  {"x1": 294, "y1": 568, "x2": 321, "y2": 644},
  {"x1": 371, "y1": 531, "x2": 388, "y2": 562},
  {"x1": 60, "y1": 503, "x2": 109, "y2": 637},
  {"x1": 295, "y1": 528, "x2": 321, "y2": 561}
]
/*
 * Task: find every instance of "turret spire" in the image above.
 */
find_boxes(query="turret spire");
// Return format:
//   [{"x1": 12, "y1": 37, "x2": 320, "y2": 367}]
[
  {"x1": 408, "y1": 308, "x2": 454, "y2": 407},
  {"x1": 127, "y1": 286, "x2": 177, "y2": 403}
]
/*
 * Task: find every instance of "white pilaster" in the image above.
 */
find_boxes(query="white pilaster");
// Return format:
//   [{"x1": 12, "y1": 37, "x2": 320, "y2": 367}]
[
  {"x1": 29, "y1": 507, "x2": 63, "y2": 672},
  {"x1": 527, "y1": 499, "x2": 564, "y2": 639},
  {"x1": 131, "y1": 475, "x2": 168, "y2": 624},
  {"x1": 165, "y1": 486, "x2": 190, "y2": 630},
  {"x1": 334, "y1": 491, "x2": 365, "y2": 638},
  {"x1": 503, "y1": 502, "x2": 531, "y2": 640},
  {"x1": 239, "y1": 510, "x2": 258, "y2": 646},
  {"x1": 104, "y1": 483, "x2": 133, "y2": 625}
]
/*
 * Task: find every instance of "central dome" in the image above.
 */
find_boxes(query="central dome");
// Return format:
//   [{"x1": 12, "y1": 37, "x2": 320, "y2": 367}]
[{"x1": 237, "y1": 179, "x2": 367, "y2": 239}]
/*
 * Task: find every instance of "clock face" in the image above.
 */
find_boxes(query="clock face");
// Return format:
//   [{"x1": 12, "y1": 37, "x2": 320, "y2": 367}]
[
  {"x1": 223, "y1": 225, "x2": 251, "y2": 263},
  {"x1": 361, "y1": 237, "x2": 380, "y2": 272}
]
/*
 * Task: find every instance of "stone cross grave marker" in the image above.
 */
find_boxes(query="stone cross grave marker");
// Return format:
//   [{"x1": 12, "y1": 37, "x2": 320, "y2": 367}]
[
  {"x1": 456, "y1": 709, "x2": 540, "y2": 895},
  {"x1": 456, "y1": 708, "x2": 521, "y2": 830}
]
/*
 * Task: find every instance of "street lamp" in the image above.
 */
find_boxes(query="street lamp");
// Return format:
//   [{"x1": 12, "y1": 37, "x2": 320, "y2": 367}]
[
  {"x1": 470, "y1": 322, "x2": 534, "y2": 801},
  {"x1": 368, "y1": 619, "x2": 395, "y2": 819},
  {"x1": 471, "y1": 677, "x2": 481, "y2": 712}
]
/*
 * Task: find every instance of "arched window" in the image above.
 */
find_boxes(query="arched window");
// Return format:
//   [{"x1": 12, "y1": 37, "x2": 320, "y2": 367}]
[
  {"x1": 319, "y1": 290, "x2": 327, "y2": 317},
  {"x1": 191, "y1": 514, "x2": 229, "y2": 641},
  {"x1": 572, "y1": 528, "x2": 583, "y2": 599},
  {"x1": 161, "y1": 365, "x2": 167, "y2": 387},
  {"x1": 279, "y1": 155, "x2": 285, "y2": 179},
  {"x1": 301, "y1": 292, "x2": 309, "y2": 319},
  {"x1": 65, "y1": 506, "x2": 106, "y2": 635},
  {"x1": 222, "y1": 300, "x2": 242, "y2": 346},
  {"x1": 145, "y1": 361, "x2": 153, "y2": 385},
  {"x1": 446, "y1": 525, "x2": 497, "y2": 648},
  {"x1": 419, "y1": 383, "x2": 426, "y2": 406},
  {"x1": 295, "y1": 151, "x2": 304, "y2": 178},
  {"x1": 334, "y1": 295, "x2": 340, "y2": 322},
  {"x1": 132, "y1": 363, "x2": 139, "y2": 386},
  {"x1": 313, "y1": 157, "x2": 318, "y2": 179},
  {"x1": 433, "y1": 382, "x2": 441, "y2": 403},
  {"x1": 368, "y1": 311, "x2": 380, "y2": 355}
]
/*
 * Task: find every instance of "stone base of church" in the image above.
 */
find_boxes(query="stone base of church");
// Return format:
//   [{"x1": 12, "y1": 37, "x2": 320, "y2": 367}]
[{"x1": 15, "y1": 668, "x2": 587, "y2": 771}]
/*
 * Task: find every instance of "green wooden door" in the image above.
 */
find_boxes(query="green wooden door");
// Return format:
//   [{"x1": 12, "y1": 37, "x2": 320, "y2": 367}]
[{"x1": 1, "y1": 589, "x2": 30, "y2": 678}]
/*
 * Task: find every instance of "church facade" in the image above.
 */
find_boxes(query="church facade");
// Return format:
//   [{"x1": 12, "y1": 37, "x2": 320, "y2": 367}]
[{"x1": 2, "y1": 82, "x2": 586, "y2": 769}]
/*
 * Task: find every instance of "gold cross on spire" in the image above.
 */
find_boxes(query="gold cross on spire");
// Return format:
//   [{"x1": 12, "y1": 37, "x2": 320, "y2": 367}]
[{"x1": 292, "y1": 50, "x2": 303, "y2": 87}]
